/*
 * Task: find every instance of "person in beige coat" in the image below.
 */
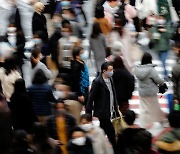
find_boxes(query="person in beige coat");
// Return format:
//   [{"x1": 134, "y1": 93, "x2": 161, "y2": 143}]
[
  {"x1": 80, "y1": 114, "x2": 111, "y2": 154},
  {"x1": 0, "y1": 56, "x2": 21, "y2": 101}
]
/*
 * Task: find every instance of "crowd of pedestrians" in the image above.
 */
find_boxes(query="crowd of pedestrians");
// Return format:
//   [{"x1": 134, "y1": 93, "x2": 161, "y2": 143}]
[{"x1": 0, "y1": 0, "x2": 180, "y2": 153}]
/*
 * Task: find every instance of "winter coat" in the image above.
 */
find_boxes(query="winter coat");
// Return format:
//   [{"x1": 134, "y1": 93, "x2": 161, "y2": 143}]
[
  {"x1": 112, "y1": 68, "x2": 135, "y2": 103},
  {"x1": 28, "y1": 84, "x2": 56, "y2": 115},
  {"x1": 67, "y1": 137, "x2": 94, "y2": 154},
  {"x1": 46, "y1": 114, "x2": 76, "y2": 141},
  {"x1": 71, "y1": 60, "x2": 89, "y2": 96},
  {"x1": 86, "y1": 74, "x2": 118, "y2": 119},
  {"x1": 134, "y1": 64, "x2": 164, "y2": 96},
  {"x1": 90, "y1": 34, "x2": 107, "y2": 72},
  {"x1": 32, "y1": 12, "x2": 48, "y2": 40},
  {"x1": 150, "y1": 24, "x2": 173, "y2": 52},
  {"x1": 87, "y1": 127, "x2": 109, "y2": 154},
  {"x1": 0, "y1": 68, "x2": 21, "y2": 101},
  {"x1": 9, "y1": 92, "x2": 37, "y2": 133},
  {"x1": 172, "y1": 58, "x2": 180, "y2": 101}
]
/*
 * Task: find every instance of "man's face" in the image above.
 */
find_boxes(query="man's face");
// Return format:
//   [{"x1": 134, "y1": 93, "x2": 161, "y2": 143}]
[{"x1": 103, "y1": 65, "x2": 114, "y2": 78}]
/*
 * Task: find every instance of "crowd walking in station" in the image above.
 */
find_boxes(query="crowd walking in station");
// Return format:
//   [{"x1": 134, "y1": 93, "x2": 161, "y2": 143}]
[{"x1": 0, "y1": 0, "x2": 180, "y2": 153}]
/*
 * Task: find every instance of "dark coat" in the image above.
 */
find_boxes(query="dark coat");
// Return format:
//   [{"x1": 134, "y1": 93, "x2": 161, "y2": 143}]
[
  {"x1": 67, "y1": 137, "x2": 94, "y2": 154},
  {"x1": 28, "y1": 84, "x2": 56, "y2": 116},
  {"x1": 71, "y1": 60, "x2": 85, "y2": 96},
  {"x1": 86, "y1": 74, "x2": 118, "y2": 119},
  {"x1": 112, "y1": 68, "x2": 135, "y2": 104},
  {"x1": 172, "y1": 58, "x2": 180, "y2": 101},
  {"x1": 32, "y1": 12, "x2": 48, "y2": 40},
  {"x1": 117, "y1": 128, "x2": 145, "y2": 154},
  {"x1": 46, "y1": 114, "x2": 76, "y2": 140},
  {"x1": 9, "y1": 92, "x2": 37, "y2": 133}
]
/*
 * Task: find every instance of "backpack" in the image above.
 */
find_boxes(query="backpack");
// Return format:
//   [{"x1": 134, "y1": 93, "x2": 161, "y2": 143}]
[{"x1": 116, "y1": 3, "x2": 128, "y2": 26}]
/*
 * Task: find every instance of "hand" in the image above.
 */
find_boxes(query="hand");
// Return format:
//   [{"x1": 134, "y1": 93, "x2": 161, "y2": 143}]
[
  {"x1": 78, "y1": 96, "x2": 85, "y2": 103},
  {"x1": 174, "y1": 99, "x2": 179, "y2": 104},
  {"x1": 53, "y1": 139, "x2": 64, "y2": 146},
  {"x1": 158, "y1": 28, "x2": 167, "y2": 32}
]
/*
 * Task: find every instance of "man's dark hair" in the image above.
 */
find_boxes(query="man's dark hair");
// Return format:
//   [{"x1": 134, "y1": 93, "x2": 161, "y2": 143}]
[
  {"x1": 101, "y1": 62, "x2": 112, "y2": 72},
  {"x1": 31, "y1": 48, "x2": 41, "y2": 59},
  {"x1": 72, "y1": 46, "x2": 83, "y2": 59},
  {"x1": 80, "y1": 114, "x2": 93, "y2": 122},
  {"x1": 124, "y1": 110, "x2": 136, "y2": 125}
]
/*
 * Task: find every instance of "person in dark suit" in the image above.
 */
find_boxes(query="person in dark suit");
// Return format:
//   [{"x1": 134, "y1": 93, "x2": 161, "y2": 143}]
[
  {"x1": 32, "y1": 2, "x2": 48, "y2": 40},
  {"x1": 86, "y1": 62, "x2": 118, "y2": 153}
]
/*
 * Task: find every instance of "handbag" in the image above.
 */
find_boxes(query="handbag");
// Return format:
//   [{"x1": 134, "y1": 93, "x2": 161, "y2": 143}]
[{"x1": 112, "y1": 110, "x2": 127, "y2": 136}]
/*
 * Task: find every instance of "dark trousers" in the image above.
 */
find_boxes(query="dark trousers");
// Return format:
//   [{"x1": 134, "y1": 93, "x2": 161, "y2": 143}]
[{"x1": 99, "y1": 118, "x2": 116, "y2": 153}]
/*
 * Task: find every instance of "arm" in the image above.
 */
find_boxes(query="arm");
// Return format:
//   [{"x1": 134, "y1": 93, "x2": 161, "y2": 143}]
[
  {"x1": 41, "y1": 63, "x2": 53, "y2": 79},
  {"x1": 104, "y1": 18, "x2": 112, "y2": 33},
  {"x1": 71, "y1": 62, "x2": 82, "y2": 96},
  {"x1": 85, "y1": 80, "x2": 98, "y2": 115},
  {"x1": 151, "y1": 68, "x2": 164, "y2": 85}
]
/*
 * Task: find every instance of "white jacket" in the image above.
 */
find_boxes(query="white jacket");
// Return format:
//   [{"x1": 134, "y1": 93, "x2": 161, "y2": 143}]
[
  {"x1": 0, "y1": 68, "x2": 22, "y2": 101},
  {"x1": 135, "y1": 0, "x2": 158, "y2": 19}
]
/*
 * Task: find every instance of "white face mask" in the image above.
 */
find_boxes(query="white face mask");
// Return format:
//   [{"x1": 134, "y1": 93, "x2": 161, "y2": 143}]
[
  {"x1": 92, "y1": 120, "x2": 100, "y2": 127},
  {"x1": 72, "y1": 137, "x2": 86, "y2": 146},
  {"x1": 80, "y1": 123, "x2": 93, "y2": 132},
  {"x1": 105, "y1": 70, "x2": 113, "y2": 78},
  {"x1": 61, "y1": 32, "x2": 70, "y2": 37},
  {"x1": 7, "y1": 27, "x2": 16, "y2": 33},
  {"x1": 157, "y1": 19, "x2": 166, "y2": 25},
  {"x1": 62, "y1": 14, "x2": 70, "y2": 20},
  {"x1": 53, "y1": 91, "x2": 66, "y2": 99}
]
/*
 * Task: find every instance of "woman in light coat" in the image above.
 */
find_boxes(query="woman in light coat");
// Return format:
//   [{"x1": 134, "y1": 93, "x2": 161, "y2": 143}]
[
  {"x1": 90, "y1": 22, "x2": 107, "y2": 73},
  {"x1": 134, "y1": 52, "x2": 165, "y2": 128},
  {"x1": 0, "y1": 56, "x2": 22, "y2": 101}
]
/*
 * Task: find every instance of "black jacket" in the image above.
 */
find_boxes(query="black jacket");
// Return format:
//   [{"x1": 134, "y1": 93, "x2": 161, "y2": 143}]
[
  {"x1": 32, "y1": 12, "x2": 48, "y2": 40},
  {"x1": 112, "y1": 68, "x2": 135, "y2": 103},
  {"x1": 71, "y1": 60, "x2": 85, "y2": 96},
  {"x1": 67, "y1": 137, "x2": 94, "y2": 154},
  {"x1": 9, "y1": 92, "x2": 37, "y2": 133},
  {"x1": 86, "y1": 74, "x2": 118, "y2": 119}
]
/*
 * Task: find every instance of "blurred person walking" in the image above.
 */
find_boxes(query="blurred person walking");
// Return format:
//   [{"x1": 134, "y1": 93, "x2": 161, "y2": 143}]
[
  {"x1": 67, "y1": 127, "x2": 94, "y2": 154},
  {"x1": 28, "y1": 69, "x2": 56, "y2": 124},
  {"x1": 9, "y1": 79, "x2": 37, "y2": 134},
  {"x1": 90, "y1": 22, "x2": 107, "y2": 73},
  {"x1": 112, "y1": 56, "x2": 135, "y2": 115},
  {"x1": 134, "y1": 52, "x2": 165, "y2": 128},
  {"x1": 109, "y1": 15, "x2": 134, "y2": 73},
  {"x1": 31, "y1": 122, "x2": 61, "y2": 154},
  {"x1": 0, "y1": 56, "x2": 21, "y2": 101},
  {"x1": 16, "y1": 0, "x2": 35, "y2": 40},
  {"x1": 149, "y1": 14, "x2": 173, "y2": 79},
  {"x1": 46, "y1": 100, "x2": 77, "y2": 154},
  {"x1": 24, "y1": 48, "x2": 52, "y2": 87},
  {"x1": 79, "y1": 114, "x2": 110, "y2": 154},
  {"x1": 71, "y1": 47, "x2": 89, "y2": 105},
  {"x1": 94, "y1": 6, "x2": 111, "y2": 35},
  {"x1": 0, "y1": 0, "x2": 13, "y2": 35},
  {"x1": 32, "y1": 2, "x2": 48, "y2": 41}
]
